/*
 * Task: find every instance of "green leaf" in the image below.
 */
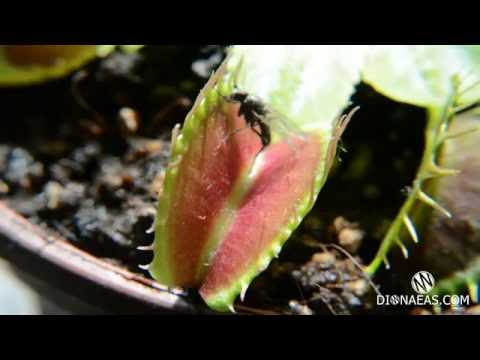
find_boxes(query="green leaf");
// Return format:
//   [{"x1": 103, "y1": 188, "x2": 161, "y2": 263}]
[
  {"x1": 363, "y1": 46, "x2": 480, "y2": 275},
  {"x1": 0, "y1": 45, "x2": 122, "y2": 86},
  {"x1": 362, "y1": 45, "x2": 480, "y2": 108}
]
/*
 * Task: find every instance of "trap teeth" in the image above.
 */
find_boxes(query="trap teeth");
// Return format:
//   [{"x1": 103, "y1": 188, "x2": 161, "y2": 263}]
[
  {"x1": 197, "y1": 98, "x2": 208, "y2": 120},
  {"x1": 403, "y1": 215, "x2": 419, "y2": 244},
  {"x1": 240, "y1": 283, "x2": 249, "y2": 302},
  {"x1": 145, "y1": 219, "x2": 156, "y2": 234},
  {"x1": 272, "y1": 243, "x2": 282, "y2": 258},
  {"x1": 417, "y1": 190, "x2": 452, "y2": 218},
  {"x1": 396, "y1": 239, "x2": 409, "y2": 259},
  {"x1": 383, "y1": 257, "x2": 391, "y2": 270},
  {"x1": 145, "y1": 226, "x2": 155, "y2": 234}
]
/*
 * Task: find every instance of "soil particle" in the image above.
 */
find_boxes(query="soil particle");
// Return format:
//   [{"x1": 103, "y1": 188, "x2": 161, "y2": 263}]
[
  {"x1": 1, "y1": 135, "x2": 166, "y2": 271},
  {"x1": 50, "y1": 142, "x2": 102, "y2": 183},
  {"x1": 41, "y1": 181, "x2": 86, "y2": 211},
  {"x1": 118, "y1": 107, "x2": 140, "y2": 136},
  {"x1": 287, "y1": 300, "x2": 314, "y2": 315},
  {"x1": 0, "y1": 146, "x2": 45, "y2": 192},
  {"x1": 329, "y1": 216, "x2": 365, "y2": 254},
  {"x1": 290, "y1": 246, "x2": 375, "y2": 315}
]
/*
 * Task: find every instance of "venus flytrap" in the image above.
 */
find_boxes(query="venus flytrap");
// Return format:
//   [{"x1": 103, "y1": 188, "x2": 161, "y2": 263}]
[
  {"x1": 0, "y1": 45, "x2": 142, "y2": 86},
  {"x1": 147, "y1": 45, "x2": 480, "y2": 312},
  {"x1": 148, "y1": 45, "x2": 366, "y2": 312},
  {"x1": 366, "y1": 83, "x2": 461, "y2": 274},
  {"x1": 432, "y1": 260, "x2": 480, "y2": 306},
  {"x1": 362, "y1": 46, "x2": 480, "y2": 276}
]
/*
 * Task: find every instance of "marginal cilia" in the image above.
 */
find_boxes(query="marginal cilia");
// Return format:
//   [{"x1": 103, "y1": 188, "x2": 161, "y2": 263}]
[{"x1": 366, "y1": 72, "x2": 480, "y2": 308}]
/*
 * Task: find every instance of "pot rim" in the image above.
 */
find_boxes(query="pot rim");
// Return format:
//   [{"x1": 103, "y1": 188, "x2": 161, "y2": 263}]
[{"x1": 0, "y1": 201, "x2": 202, "y2": 313}]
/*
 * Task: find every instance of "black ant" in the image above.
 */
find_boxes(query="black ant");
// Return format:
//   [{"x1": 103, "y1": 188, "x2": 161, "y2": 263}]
[{"x1": 224, "y1": 91, "x2": 271, "y2": 151}]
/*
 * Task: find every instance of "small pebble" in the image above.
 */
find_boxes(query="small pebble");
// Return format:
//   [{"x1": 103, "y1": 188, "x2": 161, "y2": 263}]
[
  {"x1": 312, "y1": 252, "x2": 336, "y2": 268},
  {"x1": 346, "y1": 278, "x2": 369, "y2": 297},
  {"x1": 338, "y1": 228, "x2": 364, "y2": 254},
  {"x1": 288, "y1": 300, "x2": 313, "y2": 315},
  {"x1": 119, "y1": 107, "x2": 140, "y2": 135}
]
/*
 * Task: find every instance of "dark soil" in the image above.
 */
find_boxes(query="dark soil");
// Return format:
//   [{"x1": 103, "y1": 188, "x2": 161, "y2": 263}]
[{"x1": 0, "y1": 46, "x2": 440, "y2": 314}]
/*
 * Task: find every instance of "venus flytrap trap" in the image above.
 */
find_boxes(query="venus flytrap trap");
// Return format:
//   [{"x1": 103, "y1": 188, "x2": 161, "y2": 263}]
[
  {"x1": 146, "y1": 45, "x2": 480, "y2": 313},
  {"x1": 365, "y1": 84, "x2": 461, "y2": 274},
  {"x1": 432, "y1": 261, "x2": 480, "y2": 309},
  {"x1": 148, "y1": 45, "x2": 367, "y2": 312},
  {"x1": 362, "y1": 45, "x2": 480, "y2": 276},
  {"x1": 0, "y1": 45, "x2": 143, "y2": 86},
  {"x1": 415, "y1": 113, "x2": 480, "y2": 309}
]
